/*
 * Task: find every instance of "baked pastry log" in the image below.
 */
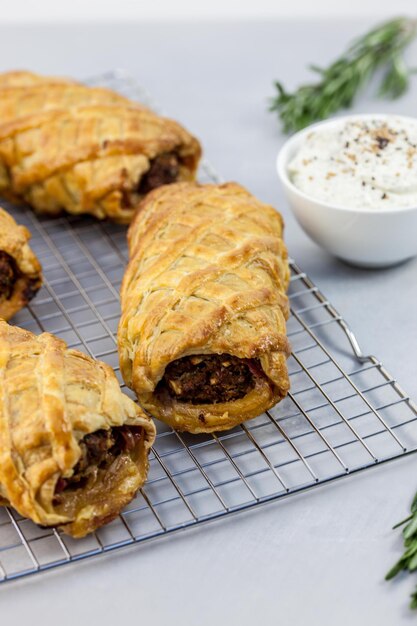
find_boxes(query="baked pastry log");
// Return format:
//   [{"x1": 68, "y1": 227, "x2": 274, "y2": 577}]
[
  {"x1": 118, "y1": 182, "x2": 291, "y2": 434},
  {"x1": 0, "y1": 206, "x2": 42, "y2": 320},
  {"x1": 0, "y1": 70, "x2": 201, "y2": 223},
  {"x1": 0, "y1": 320, "x2": 156, "y2": 537}
]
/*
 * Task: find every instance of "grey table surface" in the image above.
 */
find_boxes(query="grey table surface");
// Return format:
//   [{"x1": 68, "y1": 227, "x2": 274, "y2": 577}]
[{"x1": 0, "y1": 18, "x2": 417, "y2": 625}]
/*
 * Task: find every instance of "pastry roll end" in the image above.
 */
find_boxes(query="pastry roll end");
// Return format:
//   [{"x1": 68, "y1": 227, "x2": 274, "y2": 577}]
[
  {"x1": 0, "y1": 207, "x2": 42, "y2": 320},
  {"x1": 140, "y1": 351, "x2": 291, "y2": 433}
]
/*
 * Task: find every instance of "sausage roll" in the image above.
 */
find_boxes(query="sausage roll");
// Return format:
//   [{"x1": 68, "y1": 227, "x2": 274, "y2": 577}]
[
  {"x1": 0, "y1": 320, "x2": 156, "y2": 537},
  {"x1": 0, "y1": 70, "x2": 201, "y2": 223},
  {"x1": 118, "y1": 182, "x2": 291, "y2": 434},
  {"x1": 0, "y1": 207, "x2": 42, "y2": 320}
]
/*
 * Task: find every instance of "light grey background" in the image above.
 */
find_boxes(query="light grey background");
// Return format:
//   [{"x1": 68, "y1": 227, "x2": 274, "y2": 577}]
[
  {"x1": 0, "y1": 20, "x2": 417, "y2": 625},
  {"x1": 1, "y1": 0, "x2": 417, "y2": 21}
]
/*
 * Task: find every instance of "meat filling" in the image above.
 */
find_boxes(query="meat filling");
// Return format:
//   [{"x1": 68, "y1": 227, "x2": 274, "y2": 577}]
[
  {"x1": 22, "y1": 278, "x2": 42, "y2": 303},
  {"x1": 0, "y1": 251, "x2": 16, "y2": 301},
  {"x1": 54, "y1": 426, "x2": 143, "y2": 498},
  {"x1": 138, "y1": 152, "x2": 180, "y2": 194},
  {"x1": 160, "y1": 354, "x2": 256, "y2": 404}
]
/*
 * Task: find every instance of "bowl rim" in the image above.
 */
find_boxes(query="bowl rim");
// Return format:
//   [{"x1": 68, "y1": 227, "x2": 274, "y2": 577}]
[{"x1": 276, "y1": 112, "x2": 417, "y2": 215}]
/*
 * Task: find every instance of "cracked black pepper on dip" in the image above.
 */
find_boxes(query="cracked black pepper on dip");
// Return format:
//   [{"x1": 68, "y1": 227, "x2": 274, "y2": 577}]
[{"x1": 288, "y1": 117, "x2": 417, "y2": 209}]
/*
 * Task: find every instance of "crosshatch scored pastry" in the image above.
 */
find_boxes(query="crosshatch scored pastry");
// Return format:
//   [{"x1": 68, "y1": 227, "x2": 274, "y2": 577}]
[
  {"x1": 118, "y1": 182, "x2": 291, "y2": 434},
  {"x1": 0, "y1": 320, "x2": 156, "y2": 537},
  {"x1": 0, "y1": 206, "x2": 42, "y2": 320},
  {"x1": 0, "y1": 70, "x2": 201, "y2": 223}
]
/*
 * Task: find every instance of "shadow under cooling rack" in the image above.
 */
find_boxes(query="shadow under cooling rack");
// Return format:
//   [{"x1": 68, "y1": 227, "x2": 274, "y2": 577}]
[{"x1": 0, "y1": 71, "x2": 416, "y2": 583}]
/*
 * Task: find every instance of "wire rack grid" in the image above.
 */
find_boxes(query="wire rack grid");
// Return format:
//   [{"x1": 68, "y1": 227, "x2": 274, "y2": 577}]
[{"x1": 0, "y1": 71, "x2": 416, "y2": 583}]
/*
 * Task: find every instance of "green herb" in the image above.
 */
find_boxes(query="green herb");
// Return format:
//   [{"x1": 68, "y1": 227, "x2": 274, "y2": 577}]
[
  {"x1": 386, "y1": 491, "x2": 417, "y2": 609},
  {"x1": 270, "y1": 17, "x2": 417, "y2": 134}
]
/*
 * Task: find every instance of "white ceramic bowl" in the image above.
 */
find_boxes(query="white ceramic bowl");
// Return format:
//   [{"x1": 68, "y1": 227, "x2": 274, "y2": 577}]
[{"x1": 277, "y1": 114, "x2": 417, "y2": 268}]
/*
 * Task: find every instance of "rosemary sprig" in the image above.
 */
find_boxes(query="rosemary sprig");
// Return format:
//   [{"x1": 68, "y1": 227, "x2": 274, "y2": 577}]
[
  {"x1": 270, "y1": 17, "x2": 417, "y2": 133},
  {"x1": 386, "y1": 491, "x2": 417, "y2": 609}
]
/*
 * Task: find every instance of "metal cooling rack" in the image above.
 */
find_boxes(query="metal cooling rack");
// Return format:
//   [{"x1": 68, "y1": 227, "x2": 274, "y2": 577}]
[{"x1": 0, "y1": 70, "x2": 416, "y2": 583}]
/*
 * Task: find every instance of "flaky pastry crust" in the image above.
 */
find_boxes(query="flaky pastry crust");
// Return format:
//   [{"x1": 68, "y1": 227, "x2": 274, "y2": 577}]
[
  {"x1": 118, "y1": 182, "x2": 291, "y2": 433},
  {"x1": 0, "y1": 206, "x2": 42, "y2": 320},
  {"x1": 0, "y1": 320, "x2": 156, "y2": 537},
  {"x1": 0, "y1": 70, "x2": 201, "y2": 222}
]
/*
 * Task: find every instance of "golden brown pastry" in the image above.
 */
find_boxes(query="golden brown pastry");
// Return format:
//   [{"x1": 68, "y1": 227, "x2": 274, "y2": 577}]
[
  {"x1": 0, "y1": 206, "x2": 42, "y2": 320},
  {"x1": 0, "y1": 320, "x2": 156, "y2": 537},
  {"x1": 118, "y1": 182, "x2": 291, "y2": 434},
  {"x1": 0, "y1": 70, "x2": 70, "y2": 88},
  {"x1": 0, "y1": 70, "x2": 201, "y2": 223}
]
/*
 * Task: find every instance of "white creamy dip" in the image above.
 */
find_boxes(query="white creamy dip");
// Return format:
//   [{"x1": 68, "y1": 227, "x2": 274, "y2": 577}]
[{"x1": 288, "y1": 117, "x2": 417, "y2": 210}]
